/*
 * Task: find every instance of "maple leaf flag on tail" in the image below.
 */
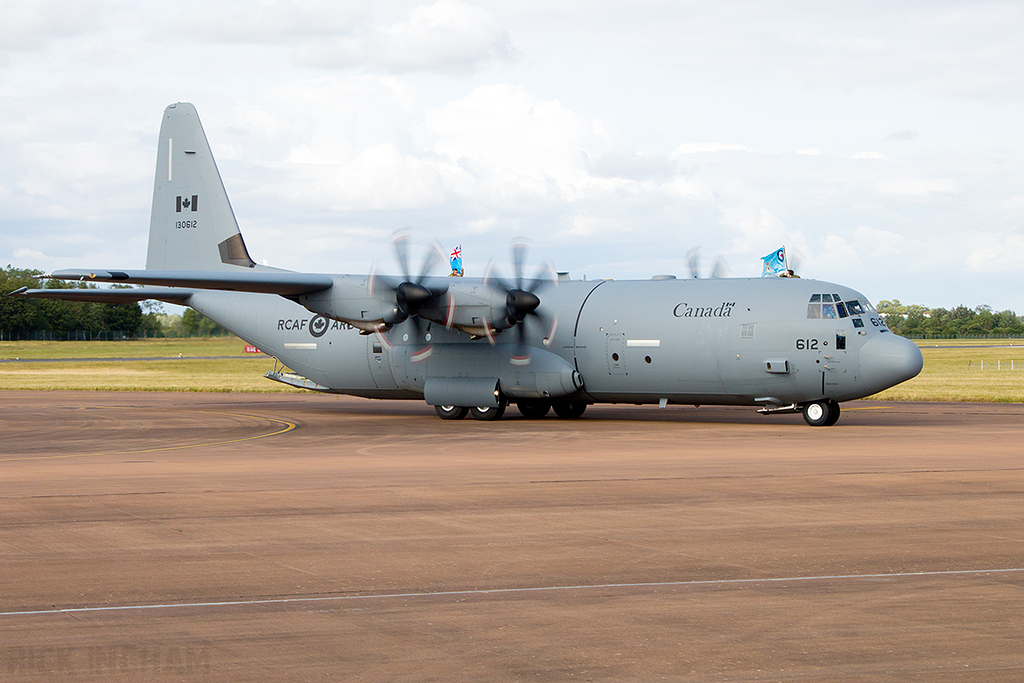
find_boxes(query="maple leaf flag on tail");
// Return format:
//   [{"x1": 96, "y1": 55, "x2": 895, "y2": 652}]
[
  {"x1": 176, "y1": 195, "x2": 198, "y2": 212},
  {"x1": 761, "y1": 246, "x2": 787, "y2": 277}
]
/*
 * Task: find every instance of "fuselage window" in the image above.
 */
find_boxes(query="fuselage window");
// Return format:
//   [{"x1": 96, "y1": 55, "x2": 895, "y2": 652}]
[
  {"x1": 809, "y1": 294, "x2": 821, "y2": 303},
  {"x1": 822, "y1": 303, "x2": 837, "y2": 319},
  {"x1": 821, "y1": 293, "x2": 833, "y2": 302},
  {"x1": 807, "y1": 304, "x2": 821, "y2": 319},
  {"x1": 853, "y1": 318, "x2": 865, "y2": 328},
  {"x1": 836, "y1": 302, "x2": 848, "y2": 318},
  {"x1": 846, "y1": 300, "x2": 865, "y2": 315}
]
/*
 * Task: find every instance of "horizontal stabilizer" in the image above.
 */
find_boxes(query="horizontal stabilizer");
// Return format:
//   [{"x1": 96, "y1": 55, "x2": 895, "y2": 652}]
[
  {"x1": 45, "y1": 269, "x2": 335, "y2": 296},
  {"x1": 8, "y1": 286, "x2": 194, "y2": 305}
]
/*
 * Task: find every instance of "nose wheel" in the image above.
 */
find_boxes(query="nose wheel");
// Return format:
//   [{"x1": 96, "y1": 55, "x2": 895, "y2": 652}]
[{"x1": 802, "y1": 399, "x2": 840, "y2": 426}]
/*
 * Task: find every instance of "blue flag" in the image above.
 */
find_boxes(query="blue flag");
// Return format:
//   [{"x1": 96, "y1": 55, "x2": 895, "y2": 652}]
[{"x1": 761, "y1": 246, "x2": 787, "y2": 277}]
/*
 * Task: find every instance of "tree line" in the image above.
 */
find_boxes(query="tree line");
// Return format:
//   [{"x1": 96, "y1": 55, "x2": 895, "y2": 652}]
[
  {"x1": 876, "y1": 300, "x2": 1024, "y2": 337},
  {"x1": 1, "y1": 266, "x2": 226, "y2": 339}
]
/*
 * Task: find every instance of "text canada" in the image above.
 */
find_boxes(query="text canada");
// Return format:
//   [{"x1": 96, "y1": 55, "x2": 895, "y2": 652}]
[{"x1": 673, "y1": 301, "x2": 736, "y2": 318}]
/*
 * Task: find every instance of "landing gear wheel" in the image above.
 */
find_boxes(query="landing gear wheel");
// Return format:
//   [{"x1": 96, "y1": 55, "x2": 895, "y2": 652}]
[
  {"x1": 802, "y1": 399, "x2": 837, "y2": 427},
  {"x1": 552, "y1": 400, "x2": 587, "y2": 419},
  {"x1": 517, "y1": 399, "x2": 551, "y2": 419},
  {"x1": 470, "y1": 396, "x2": 507, "y2": 421},
  {"x1": 435, "y1": 405, "x2": 469, "y2": 420},
  {"x1": 823, "y1": 399, "x2": 841, "y2": 426}
]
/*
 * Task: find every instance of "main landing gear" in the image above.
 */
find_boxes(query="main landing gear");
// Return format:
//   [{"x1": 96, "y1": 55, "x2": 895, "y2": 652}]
[
  {"x1": 433, "y1": 397, "x2": 588, "y2": 421},
  {"x1": 435, "y1": 396, "x2": 507, "y2": 421},
  {"x1": 802, "y1": 399, "x2": 840, "y2": 427}
]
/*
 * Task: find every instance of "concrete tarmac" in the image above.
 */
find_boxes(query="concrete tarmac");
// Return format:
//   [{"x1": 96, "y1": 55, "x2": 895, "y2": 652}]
[{"x1": 2, "y1": 391, "x2": 1023, "y2": 681}]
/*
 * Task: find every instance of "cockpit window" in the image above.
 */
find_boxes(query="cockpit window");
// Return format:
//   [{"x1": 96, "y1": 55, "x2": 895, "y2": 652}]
[{"x1": 808, "y1": 293, "x2": 870, "y2": 320}]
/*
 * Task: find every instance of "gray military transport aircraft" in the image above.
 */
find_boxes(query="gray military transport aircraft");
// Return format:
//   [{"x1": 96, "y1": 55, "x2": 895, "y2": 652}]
[{"x1": 11, "y1": 103, "x2": 923, "y2": 425}]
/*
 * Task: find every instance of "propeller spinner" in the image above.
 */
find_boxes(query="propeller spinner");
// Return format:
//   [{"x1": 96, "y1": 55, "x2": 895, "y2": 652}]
[
  {"x1": 483, "y1": 240, "x2": 558, "y2": 365},
  {"x1": 369, "y1": 231, "x2": 446, "y2": 359}
]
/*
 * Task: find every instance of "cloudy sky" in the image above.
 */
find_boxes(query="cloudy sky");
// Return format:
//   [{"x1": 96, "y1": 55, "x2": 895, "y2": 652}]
[{"x1": 2, "y1": 0, "x2": 1022, "y2": 312}]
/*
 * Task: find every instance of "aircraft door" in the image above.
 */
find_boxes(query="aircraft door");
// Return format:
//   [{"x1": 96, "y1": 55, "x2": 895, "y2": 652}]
[
  {"x1": 367, "y1": 337, "x2": 399, "y2": 390},
  {"x1": 820, "y1": 329, "x2": 849, "y2": 396}
]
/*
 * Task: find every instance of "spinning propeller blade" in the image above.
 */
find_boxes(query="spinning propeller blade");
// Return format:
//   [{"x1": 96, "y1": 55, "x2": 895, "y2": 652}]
[
  {"x1": 369, "y1": 231, "x2": 446, "y2": 356},
  {"x1": 485, "y1": 239, "x2": 558, "y2": 364},
  {"x1": 685, "y1": 246, "x2": 729, "y2": 279}
]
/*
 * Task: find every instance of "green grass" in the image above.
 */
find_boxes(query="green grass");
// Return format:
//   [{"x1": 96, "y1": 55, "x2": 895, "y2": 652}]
[
  {"x1": 871, "y1": 339, "x2": 1024, "y2": 403},
  {"x1": 2, "y1": 337, "x2": 1022, "y2": 402},
  {"x1": 0, "y1": 337, "x2": 303, "y2": 393},
  {"x1": 0, "y1": 336, "x2": 252, "y2": 360}
]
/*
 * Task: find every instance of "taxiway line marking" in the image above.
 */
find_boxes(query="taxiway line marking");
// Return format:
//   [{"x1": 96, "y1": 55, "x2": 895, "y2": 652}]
[
  {"x1": 3, "y1": 568, "x2": 1022, "y2": 617},
  {"x1": 0, "y1": 411, "x2": 297, "y2": 463}
]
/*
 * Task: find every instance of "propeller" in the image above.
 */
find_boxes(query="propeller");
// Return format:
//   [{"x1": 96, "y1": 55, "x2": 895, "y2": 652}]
[
  {"x1": 685, "y1": 246, "x2": 729, "y2": 279},
  {"x1": 368, "y1": 231, "x2": 445, "y2": 361},
  {"x1": 787, "y1": 248, "x2": 803, "y2": 277},
  {"x1": 483, "y1": 239, "x2": 558, "y2": 366}
]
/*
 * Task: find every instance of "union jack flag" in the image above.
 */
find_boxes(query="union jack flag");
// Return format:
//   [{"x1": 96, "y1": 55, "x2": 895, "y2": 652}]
[{"x1": 450, "y1": 245, "x2": 463, "y2": 274}]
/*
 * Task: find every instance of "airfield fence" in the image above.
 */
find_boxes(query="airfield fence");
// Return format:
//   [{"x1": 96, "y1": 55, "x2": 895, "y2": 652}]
[
  {"x1": 905, "y1": 334, "x2": 1024, "y2": 340},
  {"x1": 0, "y1": 330, "x2": 230, "y2": 341},
  {"x1": 0, "y1": 330, "x2": 133, "y2": 341},
  {"x1": 967, "y1": 360, "x2": 1021, "y2": 371}
]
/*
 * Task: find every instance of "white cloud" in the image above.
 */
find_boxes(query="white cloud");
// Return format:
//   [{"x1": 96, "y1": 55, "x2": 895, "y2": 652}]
[
  {"x1": 796, "y1": 148, "x2": 822, "y2": 156},
  {"x1": 424, "y1": 84, "x2": 609, "y2": 208},
  {"x1": 963, "y1": 231, "x2": 1024, "y2": 272},
  {"x1": 876, "y1": 178, "x2": 958, "y2": 197},
  {"x1": 673, "y1": 143, "x2": 752, "y2": 156},
  {"x1": 0, "y1": 0, "x2": 102, "y2": 55},
  {"x1": 717, "y1": 206, "x2": 795, "y2": 256},
  {"x1": 296, "y1": 0, "x2": 513, "y2": 72},
  {"x1": 167, "y1": 0, "x2": 367, "y2": 43},
  {"x1": 13, "y1": 248, "x2": 49, "y2": 260},
  {"x1": 851, "y1": 151, "x2": 889, "y2": 161},
  {"x1": 852, "y1": 225, "x2": 914, "y2": 259}
]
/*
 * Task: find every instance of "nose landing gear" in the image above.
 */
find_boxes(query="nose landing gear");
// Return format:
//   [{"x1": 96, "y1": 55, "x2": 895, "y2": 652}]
[{"x1": 802, "y1": 399, "x2": 840, "y2": 426}]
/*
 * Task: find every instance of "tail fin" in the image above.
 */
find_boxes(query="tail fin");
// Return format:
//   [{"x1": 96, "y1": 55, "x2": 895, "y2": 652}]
[{"x1": 146, "y1": 102, "x2": 256, "y2": 271}]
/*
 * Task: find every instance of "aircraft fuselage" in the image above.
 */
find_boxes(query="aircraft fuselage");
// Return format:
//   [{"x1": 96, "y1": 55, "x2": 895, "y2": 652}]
[{"x1": 191, "y1": 274, "x2": 920, "y2": 410}]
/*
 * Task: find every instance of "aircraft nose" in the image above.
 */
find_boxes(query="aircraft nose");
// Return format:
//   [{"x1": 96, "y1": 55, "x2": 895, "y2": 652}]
[{"x1": 859, "y1": 333, "x2": 923, "y2": 392}]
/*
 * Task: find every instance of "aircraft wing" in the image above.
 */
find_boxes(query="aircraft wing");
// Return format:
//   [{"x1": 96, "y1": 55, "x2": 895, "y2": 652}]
[
  {"x1": 44, "y1": 269, "x2": 335, "y2": 296},
  {"x1": 8, "y1": 286, "x2": 195, "y2": 305}
]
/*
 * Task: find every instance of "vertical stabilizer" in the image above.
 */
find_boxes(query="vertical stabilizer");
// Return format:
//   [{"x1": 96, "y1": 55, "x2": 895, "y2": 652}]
[{"x1": 146, "y1": 102, "x2": 255, "y2": 271}]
